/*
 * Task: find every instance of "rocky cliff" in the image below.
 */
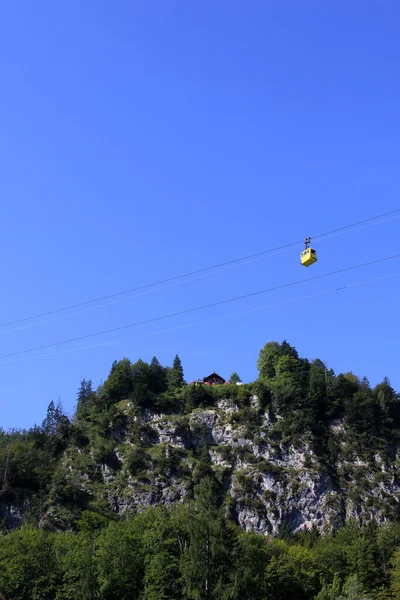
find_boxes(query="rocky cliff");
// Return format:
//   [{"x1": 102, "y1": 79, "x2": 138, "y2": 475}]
[
  {"x1": 2, "y1": 344, "x2": 399, "y2": 535},
  {"x1": 33, "y1": 396, "x2": 399, "y2": 534}
]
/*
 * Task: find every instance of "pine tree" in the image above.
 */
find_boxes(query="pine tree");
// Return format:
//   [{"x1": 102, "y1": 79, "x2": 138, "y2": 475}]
[
  {"x1": 41, "y1": 401, "x2": 71, "y2": 457},
  {"x1": 76, "y1": 379, "x2": 95, "y2": 420},
  {"x1": 229, "y1": 372, "x2": 242, "y2": 384},
  {"x1": 78, "y1": 379, "x2": 94, "y2": 403},
  {"x1": 102, "y1": 358, "x2": 134, "y2": 405},
  {"x1": 168, "y1": 355, "x2": 185, "y2": 390},
  {"x1": 41, "y1": 401, "x2": 61, "y2": 436},
  {"x1": 149, "y1": 357, "x2": 167, "y2": 394},
  {"x1": 182, "y1": 477, "x2": 238, "y2": 600},
  {"x1": 193, "y1": 442, "x2": 213, "y2": 484},
  {"x1": 110, "y1": 360, "x2": 118, "y2": 374}
]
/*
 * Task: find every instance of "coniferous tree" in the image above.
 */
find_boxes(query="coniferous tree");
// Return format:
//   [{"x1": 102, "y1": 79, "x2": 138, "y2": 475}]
[
  {"x1": 229, "y1": 372, "x2": 242, "y2": 384},
  {"x1": 40, "y1": 401, "x2": 71, "y2": 457},
  {"x1": 42, "y1": 400, "x2": 61, "y2": 436},
  {"x1": 102, "y1": 358, "x2": 134, "y2": 405},
  {"x1": 78, "y1": 379, "x2": 93, "y2": 402},
  {"x1": 76, "y1": 379, "x2": 95, "y2": 420},
  {"x1": 149, "y1": 357, "x2": 167, "y2": 395},
  {"x1": 182, "y1": 476, "x2": 238, "y2": 600},
  {"x1": 391, "y1": 547, "x2": 400, "y2": 598},
  {"x1": 192, "y1": 442, "x2": 213, "y2": 484},
  {"x1": 168, "y1": 354, "x2": 185, "y2": 390}
]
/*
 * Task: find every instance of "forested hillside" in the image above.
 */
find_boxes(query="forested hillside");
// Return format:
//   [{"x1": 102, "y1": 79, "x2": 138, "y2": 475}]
[{"x1": 0, "y1": 341, "x2": 399, "y2": 599}]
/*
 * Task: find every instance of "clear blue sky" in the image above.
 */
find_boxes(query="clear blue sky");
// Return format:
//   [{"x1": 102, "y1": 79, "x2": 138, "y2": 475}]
[{"x1": 0, "y1": 2, "x2": 399, "y2": 430}]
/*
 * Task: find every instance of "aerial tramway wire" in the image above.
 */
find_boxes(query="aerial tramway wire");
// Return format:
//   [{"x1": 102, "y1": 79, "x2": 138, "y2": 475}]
[
  {"x1": 0, "y1": 208, "x2": 398, "y2": 331},
  {"x1": 1, "y1": 269, "x2": 398, "y2": 366},
  {"x1": 0, "y1": 252, "x2": 399, "y2": 362}
]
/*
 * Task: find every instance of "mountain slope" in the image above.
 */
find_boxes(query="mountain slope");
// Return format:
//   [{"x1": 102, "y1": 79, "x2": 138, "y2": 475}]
[{"x1": 1, "y1": 342, "x2": 399, "y2": 535}]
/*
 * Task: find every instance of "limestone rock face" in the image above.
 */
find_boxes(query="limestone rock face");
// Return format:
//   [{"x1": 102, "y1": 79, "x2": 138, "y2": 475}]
[{"x1": 3, "y1": 395, "x2": 398, "y2": 535}]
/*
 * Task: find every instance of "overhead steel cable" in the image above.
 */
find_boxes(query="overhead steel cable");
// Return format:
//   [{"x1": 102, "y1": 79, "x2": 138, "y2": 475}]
[
  {"x1": 1, "y1": 252, "x2": 399, "y2": 361},
  {"x1": 0, "y1": 208, "x2": 399, "y2": 330},
  {"x1": 2, "y1": 213, "x2": 398, "y2": 339},
  {"x1": 1, "y1": 270, "x2": 398, "y2": 366}
]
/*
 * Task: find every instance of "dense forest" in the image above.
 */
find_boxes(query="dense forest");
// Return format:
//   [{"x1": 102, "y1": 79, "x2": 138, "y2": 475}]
[{"x1": 0, "y1": 341, "x2": 399, "y2": 599}]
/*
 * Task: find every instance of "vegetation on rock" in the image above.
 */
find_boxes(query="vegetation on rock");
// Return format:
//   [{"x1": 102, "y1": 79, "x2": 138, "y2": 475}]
[{"x1": 0, "y1": 340, "x2": 399, "y2": 599}]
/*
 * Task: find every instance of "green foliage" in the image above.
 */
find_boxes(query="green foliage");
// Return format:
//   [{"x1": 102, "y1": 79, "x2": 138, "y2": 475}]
[
  {"x1": 141, "y1": 506, "x2": 189, "y2": 600},
  {"x1": 126, "y1": 447, "x2": 149, "y2": 477},
  {"x1": 338, "y1": 574, "x2": 370, "y2": 599},
  {"x1": 1, "y1": 341, "x2": 400, "y2": 598},
  {"x1": 229, "y1": 372, "x2": 242, "y2": 384},
  {"x1": 234, "y1": 532, "x2": 270, "y2": 599},
  {"x1": 96, "y1": 520, "x2": 145, "y2": 599},
  {"x1": 0, "y1": 507, "x2": 398, "y2": 599},
  {"x1": 266, "y1": 540, "x2": 322, "y2": 600},
  {"x1": 102, "y1": 358, "x2": 136, "y2": 405},
  {"x1": 181, "y1": 384, "x2": 215, "y2": 412},
  {"x1": 257, "y1": 340, "x2": 299, "y2": 380},
  {"x1": 192, "y1": 443, "x2": 213, "y2": 485},
  {"x1": 76, "y1": 379, "x2": 95, "y2": 420},
  {"x1": 54, "y1": 530, "x2": 98, "y2": 600},
  {"x1": 390, "y1": 547, "x2": 400, "y2": 598},
  {"x1": 181, "y1": 476, "x2": 239, "y2": 600},
  {"x1": 0, "y1": 527, "x2": 61, "y2": 600},
  {"x1": 249, "y1": 379, "x2": 271, "y2": 409},
  {"x1": 315, "y1": 573, "x2": 342, "y2": 599},
  {"x1": 168, "y1": 354, "x2": 185, "y2": 390}
]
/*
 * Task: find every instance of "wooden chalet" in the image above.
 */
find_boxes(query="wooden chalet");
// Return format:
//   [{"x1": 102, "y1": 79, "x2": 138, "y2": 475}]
[
  {"x1": 189, "y1": 372, "x2": 228, "y2": 386},
  {"x1": 203, "y1": 372, "x2": 226, "y2": 385}
]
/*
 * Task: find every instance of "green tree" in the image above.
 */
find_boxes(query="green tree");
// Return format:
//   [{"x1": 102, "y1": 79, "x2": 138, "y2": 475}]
[
  {"x1": 338, "y1": 574, "x2": 370, "y2": 599},
  {"x1": 234, "y1": 532, "x2": 270, "y2": 599},
  {"x1": 0, "y1": 527, "x2": 61, "y2": 600},
  {"x1": 266, "y1": 541, "x2": 322, "y2": 600},
  {"x1": 375, "y1": 378, "x2": 400, "y2": 431},
  {"x1": 229, "y1": 372, "x2": 242, "y2": 384},
  {"x1": 376, "y1": 523, "x2": 400, "y2": 589},
  {"x1": 96, "y1": 520, "x2": 145, "y2": 600},
  {"x1": 273, "y1": 354, "x2": 308, "y2": 417},
  {"x1": 41, "y1": 400, "x2": 62, "y2": 436},
  {"x1": 345, "y1": 387, "x2": 381, "y2": 438},
  {"x1": 55, "y1": 530, "x2": 98, "y2": 600},
  {"x1": 192, "y1": 442, "x2": 213, "y2": 484},
  {"x1": 149, "y1": 357, "x2": 168, "y2": 395},
  {"x1": 390, "y1": 547, "x2": 400, "y2": 598},
  {"x1": 141, "y1": 506, "x2": 189, "y2": 600},
  {"x1": 257, "y1": 340, "x2": 298, "y2": 380},
  {"x1": 41, "y1": 401, "x2": 71, "y2": 458},
  {"x1": 102, "y1": 358, "x2": 134, "y2": 405},
  {"x1": 76, "y1": 379, "x2": 95, "y2": 419},
  {"x1": 315, "y1": 573, "x2": 342, "y2": 600},
  {"x1": 78, "y1": 379, "x2": 94, "y2": 403},
  {"x1": 168, "y1": 354, "x2": 185, "y2": 390},
  {"x1": 182, "y1": 477, "x2": 238, "y2": 600}
]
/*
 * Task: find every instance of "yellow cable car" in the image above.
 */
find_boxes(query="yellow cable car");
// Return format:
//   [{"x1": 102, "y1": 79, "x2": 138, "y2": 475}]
[{"x1": 300, "y1": 237, "x2": 317, "y2": 267}]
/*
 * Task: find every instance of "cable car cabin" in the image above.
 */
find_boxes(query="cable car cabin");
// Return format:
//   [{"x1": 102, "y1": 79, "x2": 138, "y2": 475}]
[{"x1": 300, "y1": 247, "x2": 317, "y2": 267}]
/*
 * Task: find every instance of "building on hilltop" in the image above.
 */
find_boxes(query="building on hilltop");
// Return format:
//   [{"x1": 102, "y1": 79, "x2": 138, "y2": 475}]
[
  {"x1": 189, "y1": 372, "x2": 228, "y2": 386},
  {"x1": 203, "y1": 372, "x2": 226, "y2": 385}
]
